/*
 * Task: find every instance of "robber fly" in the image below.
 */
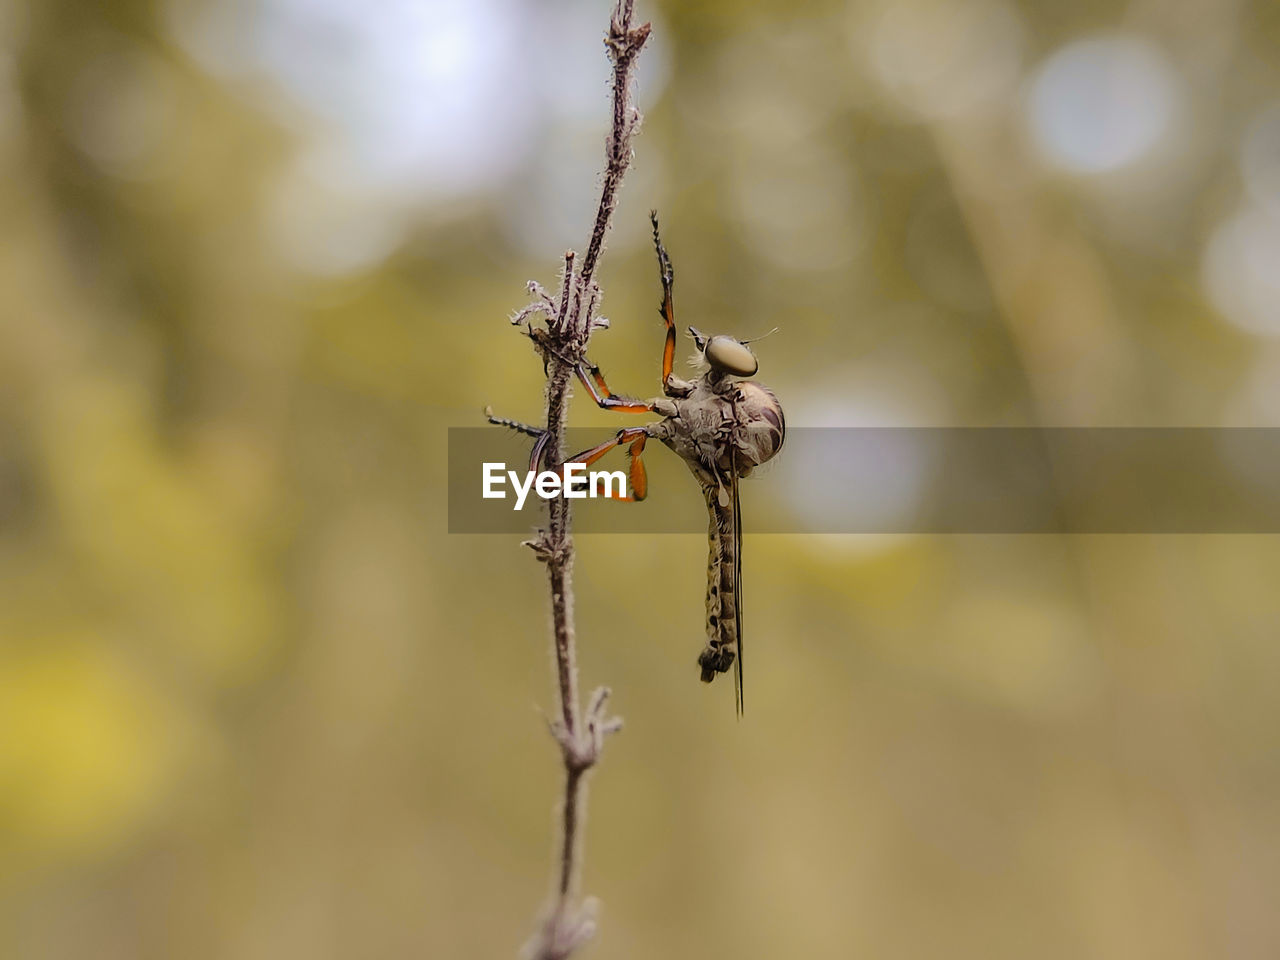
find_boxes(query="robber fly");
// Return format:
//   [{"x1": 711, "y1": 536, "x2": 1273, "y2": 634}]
[{"x1": 489, "y1": 213, "x2": 785, "y2": 713}]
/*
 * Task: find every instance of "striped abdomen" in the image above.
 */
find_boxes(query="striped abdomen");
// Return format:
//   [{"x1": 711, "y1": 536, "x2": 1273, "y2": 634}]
[{"x1": 698, "y1": 487, "x2": 738, "y2": 683}]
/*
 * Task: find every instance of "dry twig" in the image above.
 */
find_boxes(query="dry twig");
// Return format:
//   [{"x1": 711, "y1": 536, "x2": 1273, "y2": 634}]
[{"x1": 502, "y1": 2, "x2": 652, "y2": 957}]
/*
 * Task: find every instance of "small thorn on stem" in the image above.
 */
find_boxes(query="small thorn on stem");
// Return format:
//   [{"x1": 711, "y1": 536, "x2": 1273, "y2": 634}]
[{"x1": 522, "y1": 531, "x2": 555, "y2": 564}]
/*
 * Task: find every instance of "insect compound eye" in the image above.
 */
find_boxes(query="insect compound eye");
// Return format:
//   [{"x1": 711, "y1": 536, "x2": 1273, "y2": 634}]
[{"x1": 704, "y1": 336, "x2": 758, "y2": 376}]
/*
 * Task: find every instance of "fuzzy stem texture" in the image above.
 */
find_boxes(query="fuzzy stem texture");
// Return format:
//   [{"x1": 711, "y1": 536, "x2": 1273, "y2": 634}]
[{"x1": 515, "y1": 3, "x2": 651, "y2": 958}]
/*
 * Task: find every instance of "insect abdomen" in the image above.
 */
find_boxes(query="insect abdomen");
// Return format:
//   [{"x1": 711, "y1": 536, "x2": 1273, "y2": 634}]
[
  {"x1": 733, "y1": 381, "x2": 785, "y2": 471},
  {"x1": 698, "y1": 492, "x2": 737, "y2": 682}
]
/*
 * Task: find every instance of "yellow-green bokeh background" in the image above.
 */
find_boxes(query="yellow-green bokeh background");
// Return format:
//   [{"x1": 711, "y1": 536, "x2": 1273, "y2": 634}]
[{"x1": 3, "y1": 0, "x2": 1280, "y2": 957}]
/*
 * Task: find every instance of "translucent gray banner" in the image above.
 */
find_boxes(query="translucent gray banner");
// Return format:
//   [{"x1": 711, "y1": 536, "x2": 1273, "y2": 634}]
[{"x1": 449, "y1": 427, "x2": 1280, "y2": 533}]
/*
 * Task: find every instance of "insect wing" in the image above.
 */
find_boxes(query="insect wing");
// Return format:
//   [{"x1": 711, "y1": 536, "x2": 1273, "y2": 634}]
[{"x1": 732, "y1": 466, "x2": 744, "y2": 716}]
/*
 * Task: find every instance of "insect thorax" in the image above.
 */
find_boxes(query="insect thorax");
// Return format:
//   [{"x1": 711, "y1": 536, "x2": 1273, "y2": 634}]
[{"x1": 656, "y1": 377, "x2": 785, "y2": 481}]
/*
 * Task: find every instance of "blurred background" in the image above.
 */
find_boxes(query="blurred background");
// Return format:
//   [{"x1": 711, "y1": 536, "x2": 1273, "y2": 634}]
[{"x1": 3, "y1": 0, "x2": 1280, "y2": 957}]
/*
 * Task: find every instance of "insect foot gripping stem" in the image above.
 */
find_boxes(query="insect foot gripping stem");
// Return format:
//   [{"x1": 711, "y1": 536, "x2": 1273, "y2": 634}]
[{"x1": 697, "y1": 644, "x2": 735, "y2": 683}]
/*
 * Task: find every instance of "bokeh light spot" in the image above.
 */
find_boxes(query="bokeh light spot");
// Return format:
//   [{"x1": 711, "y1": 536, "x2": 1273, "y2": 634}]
[
  {"x1": 64, "y1": 38, "x2": 177, "y2": 180},
  {"x1": 1202, "y1": 206, "x2": 1280, "y2": 337},
  {"x1": 1026, "y1": 35, "x2": 1177, "y2": 174}
]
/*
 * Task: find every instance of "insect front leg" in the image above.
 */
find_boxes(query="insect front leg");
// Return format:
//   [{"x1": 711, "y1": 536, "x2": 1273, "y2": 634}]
[
  {"x1": 574, "y1": 360, "x2": 656, "y2": 414},
  {"x1": 650, "y1": 211, "x2": 694, "y2": 399},
  {"x1": 567, "y1": 211, "x2": 692, "y2": 411}
]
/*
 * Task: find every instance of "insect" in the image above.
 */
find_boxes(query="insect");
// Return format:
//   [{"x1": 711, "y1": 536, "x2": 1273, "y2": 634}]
[{"x1": 489, "y1": 212, "x2": 785, "y2": 713}]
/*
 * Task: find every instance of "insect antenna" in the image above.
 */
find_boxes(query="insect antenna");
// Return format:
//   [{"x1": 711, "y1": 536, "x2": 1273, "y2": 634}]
[{"x1": 739, "y1": 327, "x2": 779, "y2": 344}]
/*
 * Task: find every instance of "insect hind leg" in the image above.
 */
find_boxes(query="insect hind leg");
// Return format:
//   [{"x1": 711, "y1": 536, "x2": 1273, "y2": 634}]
[
  {"x1": 485, "y1": 408, "x2": 544, "y2": 438},
  {"x1": 485, "y1": 408, "x2": 550, "y2": 473},
  {"x1": 562, "y1": 427, "x2": 650, "y2": 502}
]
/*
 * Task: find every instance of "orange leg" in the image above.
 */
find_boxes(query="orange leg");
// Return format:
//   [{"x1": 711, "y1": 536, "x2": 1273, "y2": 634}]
[
  {"x1": 562, "y1": 428, "x2": 649, "y2": 502},
  {"x1": 575, "y1": 361, "x2": 653, "y2": 413},
  {"x1": 552, "y1": 214, "x2": 684, "y2": 411},
  {"x1": 651, "y1": 211, "x2": 678, "y2": 395},
  {"x1": 488, "y1": 413, "x2": 650, "y2": 489}
]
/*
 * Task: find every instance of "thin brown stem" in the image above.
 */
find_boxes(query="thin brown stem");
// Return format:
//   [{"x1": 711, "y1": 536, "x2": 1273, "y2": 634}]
[
  {"x1": 513, "y1": 2, "x2": 651, "y2": 958},
  {"x1": 577, "y1": 1, "x2": 650, "y2": 316},
  {"x1": 558, "y1": 767, "x2": 584, "y2": 896}
]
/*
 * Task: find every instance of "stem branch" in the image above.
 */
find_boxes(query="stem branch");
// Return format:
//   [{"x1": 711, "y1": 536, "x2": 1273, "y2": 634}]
[{"x1": 514, "y1": 3, "x2": 651, "y2": 957}]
